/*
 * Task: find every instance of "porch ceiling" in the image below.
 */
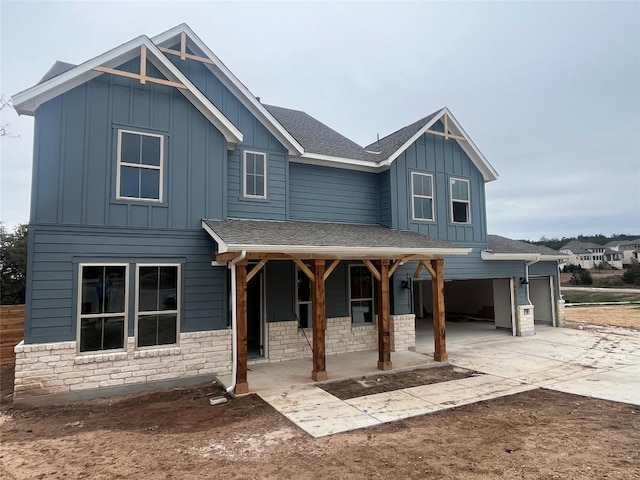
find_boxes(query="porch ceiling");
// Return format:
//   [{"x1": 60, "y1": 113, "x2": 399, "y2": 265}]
[{"x1": 202, "y1": 219, "x2": 471, "y2": 260}]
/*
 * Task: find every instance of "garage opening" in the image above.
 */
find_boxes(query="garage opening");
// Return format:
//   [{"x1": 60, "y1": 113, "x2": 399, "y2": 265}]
[
  {"x1": 530, "y1": 276, "x2": 554, "y2": 325},
  {"x1": 413, "y1": 278, "x2": 514, "y2": 338}
]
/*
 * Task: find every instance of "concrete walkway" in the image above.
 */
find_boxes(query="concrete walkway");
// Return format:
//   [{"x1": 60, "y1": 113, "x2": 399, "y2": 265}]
[{"x1": 252, "y1": 323, "x2": 640, "y2": 437}]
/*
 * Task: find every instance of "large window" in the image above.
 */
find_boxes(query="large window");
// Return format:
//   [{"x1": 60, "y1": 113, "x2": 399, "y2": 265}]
[
  {"x1": 243, "y1": 151, "x2": 267, "y2": 199},
  {"x1": 136, "y1": 265, "x2": 180, "y2": 347},
  {"x1": 117, "y1": 130, "x2": 163, "y2": 201},
  {"x1": 296, "y1": 266, "x2": 312, "y2": 329},
  {"x1": 349, "y1": 265, "x2": 374, "y2": 324},
  {"x1": 78, "y1": 264, "x2": 128, "y2": 353},
  {"x1": 411, "y1": 172, "x2": 434, "y2": 221},
  {"x1": 450, "y1": 178, "x2": 470, "y2": 224}
]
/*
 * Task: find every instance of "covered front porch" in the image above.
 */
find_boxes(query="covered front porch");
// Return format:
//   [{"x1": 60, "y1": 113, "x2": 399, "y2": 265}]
[{"x1": 203, "y1": 219, "x2": 471, "y2": 395}]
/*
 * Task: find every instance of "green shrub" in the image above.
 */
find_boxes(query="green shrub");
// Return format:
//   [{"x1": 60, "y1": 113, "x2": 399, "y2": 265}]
[
  {"x1": 570, "y1": 270, "x2": 593, "y2": 285},
  {"x1": 622, "y1": 264, "x2": 640, "y2": 285}
]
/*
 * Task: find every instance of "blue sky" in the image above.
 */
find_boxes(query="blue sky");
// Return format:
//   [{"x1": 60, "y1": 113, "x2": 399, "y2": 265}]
[{"x1": 1, "y1": 0, "x2": 639, "y2": 240}]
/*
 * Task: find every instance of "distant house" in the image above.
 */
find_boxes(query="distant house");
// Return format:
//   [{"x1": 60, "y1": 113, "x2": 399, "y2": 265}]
[
  {"x1": 560, "y1": 240, "x2": 623, "y2": 270},
  {"x1": 11, "y1": 23, "x2": 568, "y2": 405},
  {"x1": 604, "y1": 238, "x2": 640, "y2": 266}
]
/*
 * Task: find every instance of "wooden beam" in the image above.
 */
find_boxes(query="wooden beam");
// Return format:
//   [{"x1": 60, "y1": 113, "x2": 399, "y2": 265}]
[
  {"x1": 180, "y1": 31, "x2": 187, "y2": 60},
  {"x1": 323, "y1": 259, "x2": 340, "y2": 281},
  {"x1": 425, "y1": 129, "x2": 465, "y2": 141},
  {"x1": 93, "y1": 66, "x2": 187, "y2": 89},
  {"x1": 158, "y1": 46, "x2": 216, "y2": 65},
  {"x1": 246, "y1": 258, "x2": 268, "y2": 283},
  {"x1": 363, "y1": 259, "x2": 381, "y2": 282},
  {"x1": 291, "y1": 257, "x2": 314, "y2": 282},
  {"x1": 311, "y1": 259, "x2": 327, "y2": 381},
  {"x1": 235, "y1": 261, "x2": 249, "y2": 394},
  {"x1": 377, "y1": 260, "x2": 392, "y2": 370},
  {"x1": 388, "y1": 259, "x2": 403, "y2": 278},
  {"x1": 140, "y1": 45, "x2": 147, "y2": 84},
  {"x1": 422, "y1": 260, "x2": 436, "y2": 279},
  {"x1": 431, "y1": 258, "x2": 448, "y2": 362},
  {"x1": 413, "y1": 261, "x2": 425, "y2": 278},
  {"x1": 215, "y1": 252, "x2": 242, "y2": 262},
  {"x1": 444, "y1": 113, "x2": 449, "y2": 140}
]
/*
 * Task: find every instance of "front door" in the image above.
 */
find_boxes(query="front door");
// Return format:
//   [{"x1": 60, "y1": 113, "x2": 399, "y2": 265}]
[{"x1": 247, "y1": 268, "x2": 264, "y2": 358}]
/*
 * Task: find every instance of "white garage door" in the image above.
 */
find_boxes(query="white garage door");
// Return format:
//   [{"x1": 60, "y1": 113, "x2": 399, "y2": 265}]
[{"x1": 530, "y1": 277, "x2": 553, "y2": 324}]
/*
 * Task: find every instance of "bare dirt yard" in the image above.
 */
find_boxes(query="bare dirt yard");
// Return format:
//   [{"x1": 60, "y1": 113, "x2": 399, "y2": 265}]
[
  {"x1": 1, "y1": 362, "x2": 638, "y2": 479},
  {"x1": 565, "y1": 304, "x2": 640, "y2": 330}
]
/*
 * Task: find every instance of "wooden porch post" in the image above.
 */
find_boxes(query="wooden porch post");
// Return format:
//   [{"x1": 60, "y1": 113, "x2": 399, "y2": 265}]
[
  {"x1": 235, "y1": 260, "x2": 249, "y2": 394},
  {"x1": 311, "y1": 259, "x2": 327, "y2": 381},
  {"x1": 377, "y1": 259, "x2": 392, "y2": 370},
  {"x1": 431, "y1": 258, "x2": 448, "y2": 362}
]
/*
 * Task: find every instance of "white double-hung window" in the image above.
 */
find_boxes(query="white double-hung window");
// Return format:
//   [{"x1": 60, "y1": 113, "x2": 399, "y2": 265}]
[
  {"x1": 450, "y1": 178, "x2": 470, "y2": 224},
  {"x1": 117, "y1": 130, "x2": 163, "y2": 202},
  {"x1": 411, "y1": 172, "x2": 434, "y2": 221},
  {"x1": 136, "y1": 264, "x2": 180, "y2": 347},
  {"x1": 243, "y1": 151, "x2": 267, "y2": 199}
]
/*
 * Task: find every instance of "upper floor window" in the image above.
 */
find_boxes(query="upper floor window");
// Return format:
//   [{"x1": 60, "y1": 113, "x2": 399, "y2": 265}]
[
  {"x1": 117, "y1": 130, "x2": 163, "y2": 202},
  {"x1": 411, "y1": 172, "x2": 434, "y2": 221},
  {"x1": 243, "y1": 151, "x2": 267, "y2": 199},
  {"x1": 450, "y1": 178, "x2": 470, "y2": 224},
  {"x1": 136, "y1": 264, "x2": 180, "y2": 348},
  {"x1": 78, "y1": 264, "x2": 128, "y2": 353}
]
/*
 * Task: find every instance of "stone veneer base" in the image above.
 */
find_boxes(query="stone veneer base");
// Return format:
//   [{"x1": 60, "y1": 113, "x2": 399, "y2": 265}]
[
  {"x1": 516, "y1": 305, "x2": 535, "y2": 336},
  {"x1": 14, "y1": 329, "x2": 232, "y2": 404}
]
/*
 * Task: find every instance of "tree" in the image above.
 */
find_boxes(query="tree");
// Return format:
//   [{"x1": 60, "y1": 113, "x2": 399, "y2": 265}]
[
  {"x1": 622, "y1": 264, "x2": 640, "y2": 286},
  {"x1": 0, "y1": 95, "x2": 19, "y2": 138},
  {"x1": 1, "y1": 223, "x2": 28, "y2": 304}
]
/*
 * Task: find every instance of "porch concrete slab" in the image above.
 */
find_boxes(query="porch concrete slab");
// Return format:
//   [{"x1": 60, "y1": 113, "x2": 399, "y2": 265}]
[
  {"x1": 280, "y1": 399, "x2": 380, "y2": 437},
  {"x1": 345, "y1": 390, "x2": 440, "y2": 423},
  {"x1": 404, "y1": 379, "x2": 488, "y2": 405},
  {"x1": 445, "y1": 350, "x2": 569, "y2": 379}
]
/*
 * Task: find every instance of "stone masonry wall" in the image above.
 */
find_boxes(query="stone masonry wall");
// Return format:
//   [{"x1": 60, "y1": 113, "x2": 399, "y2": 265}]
[
  {"x1": 516, "y1": 305, "x2": 535, "y2": 337},
  {"x1": 14, "y1": 330, "x2": 232, "y2": 401},
  {"x1": 268, "y1": 315, "x2": 415, "y2": 362},
  {"x1": 556, "y1": 299, "x2": 566, "y2": 327}
]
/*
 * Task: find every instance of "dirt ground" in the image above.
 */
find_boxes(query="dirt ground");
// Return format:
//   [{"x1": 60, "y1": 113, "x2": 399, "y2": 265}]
[
  {"x1": 320, "y1": 365, "x2": 476, "y2": 400},
  {"x1": 2, "y1": 305, "x2": 639, "y2": 479},
  {"x1": 565, "y1": 304, "x2": 640, "y2": 329}
]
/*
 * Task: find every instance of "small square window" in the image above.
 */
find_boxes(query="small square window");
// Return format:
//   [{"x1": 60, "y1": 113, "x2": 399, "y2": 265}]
[
  {"x1": 243, "y1": 151, "x2": 267, "y2": 199},
  {"x1": 450, "y1": 178, "x2": 470, "y2": 224},
  {"x1": 117, "y1": 130, "x2": 163, "y2": 202}
]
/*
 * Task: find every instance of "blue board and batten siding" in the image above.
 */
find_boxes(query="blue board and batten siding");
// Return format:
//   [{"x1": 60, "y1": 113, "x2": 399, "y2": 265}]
[
  {"x1": 25, "y1": 225, "x2": 227, "y2": 344},
  {"x1": 165, "y1": 50, "x2": 289, "y2": 220},
  {"x1": 385, "y1": 125, "x2": 488, "y2": 244}
]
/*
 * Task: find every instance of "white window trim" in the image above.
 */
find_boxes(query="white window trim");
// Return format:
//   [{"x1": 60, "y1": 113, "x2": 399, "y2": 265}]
[
  {"x1": 116, "y1": 129, "x2": 164, "y2": 203},
  {"x1": 410, "y1": 172, "x2": 435, "y2": 221},
  {"x1": 348, "y1": 264, "x2": 375, "y2": 324},
  {"x1": 76, "y1": 263, "x2": 129, "y2": 355},
  {"x1": 295, "y1": 265, "x2": 313, "y2": 329},
  {"x1": 135, "y1": 263, "x2": 181, "y2": 349},
  {"x1": 242, "y1": 150, "x2": 267, "y2": 199},
  {"x1": 450, "y1": 177, "x2": 471, "y2": 224}
]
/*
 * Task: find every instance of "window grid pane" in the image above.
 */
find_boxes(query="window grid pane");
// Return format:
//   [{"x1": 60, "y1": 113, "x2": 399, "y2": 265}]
[
  {"x1": 118, "y1": 131, "x2": 162, "y2": 201},
  {"x1": 412, "y1": 174, "x2": 433, "y2": 220},
  {"x1": 137, "y1": 265, "x2": 179, "y2": 347},
  {"x1": 244, "y1": 152, "x2": 266, "y2": 197}
]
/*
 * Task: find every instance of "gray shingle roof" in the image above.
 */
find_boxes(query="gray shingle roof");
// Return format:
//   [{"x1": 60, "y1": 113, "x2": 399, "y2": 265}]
[
  {"x1": 487, "y1": 235, "x2": 566, "y2": 256},
  {"x1": 559, "y1": 240, "x2": 603, "y2": 254},
  {"x1": 203, "y1": 219, "x2": 458, "y2": 251},
  {"x1": 364, "y1": 111, "x2": 441, "y2": 158},
  {"x1": 264, "y1": 105, "x2": 378, "y2": 162},
  {"x1": 39, "y1": 61, "x2": 76, "y2": 84}
]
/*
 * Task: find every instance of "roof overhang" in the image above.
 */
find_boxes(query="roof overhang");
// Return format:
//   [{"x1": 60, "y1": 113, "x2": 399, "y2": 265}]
[
  {"x1": 292, "y1": 153, "x2": 381, "y2": 173},
  {"x1": 12, "y1": 35, "x2": 243, "y2": 150},
  {"x1": 481, "y1": 251, "x2": 567, "y2": 261},
  {"x1": 202, "y1": 220, "x2": 471, "y2": 260},
  {"x1": 152, "y1": 24, "x2": 305, "y2": 156},
  {"x1": 380, "y1": 108, "x2": 498, "y2": 182}
]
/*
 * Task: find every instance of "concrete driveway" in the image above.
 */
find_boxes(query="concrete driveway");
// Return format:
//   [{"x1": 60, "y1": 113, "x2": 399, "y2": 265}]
[{"x1": 415, "y1": 321, "x2": 640, "y2": 406}]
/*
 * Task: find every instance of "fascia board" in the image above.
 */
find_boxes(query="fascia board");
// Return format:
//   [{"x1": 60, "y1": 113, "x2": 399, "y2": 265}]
[
  {"x1": 443, "y1": 107, "x2": 499, "y2": 182},
  {"x1": 481, "y1": 251, "x2": 565, "y2": 261},
  {"x1": 202, "y1": 221, "x2": 229, "y2": 253},
  {"x1": 221, "y1": 244, "x2": 472, "y2": 258},
  {"x1": 293, "y1": 153, "x2": 380, "y2": 173},
  {"x1": 152, "y1": 24, "x2": 305, "y2": 155},
  {"x1": 12, "y1": 35, "x2": 147, "y2": 115}
]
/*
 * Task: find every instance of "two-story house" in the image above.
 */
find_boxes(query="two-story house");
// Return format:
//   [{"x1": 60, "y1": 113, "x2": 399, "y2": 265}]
[
  {"x1": 11, "y1": 24, "x2": 566, "y2": 405},
  {"x1": 605, "y1": 238, "x2": 640, "y2": 266},
  {"x1": 560, "y1": 240, "x2": 623, "y2": 270}
]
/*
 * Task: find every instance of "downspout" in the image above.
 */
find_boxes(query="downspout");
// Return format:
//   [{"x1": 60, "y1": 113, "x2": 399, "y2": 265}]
[
  {"x1": 524, "y1": 255, "x2": 540, "y2": 305},
  {"x1": 222, "y1": 250, "x2": 246, "y2": 394}
]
